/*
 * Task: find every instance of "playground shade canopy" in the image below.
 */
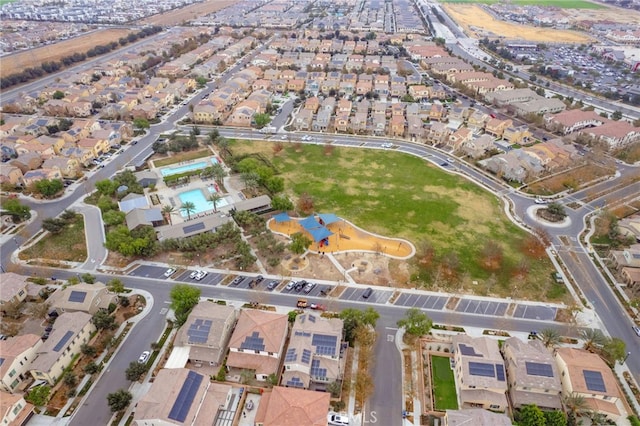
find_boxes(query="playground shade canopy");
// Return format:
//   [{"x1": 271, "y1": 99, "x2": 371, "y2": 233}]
[
  {"x1": 307, "y1": 226, "x2": 333, "y2": 243},
  {"x1": 299, "y1": 216, "x2": 321, "y2": 231},
  {"x1": 317, "y1": 213, "x2": 340, "y2": 225},
  {"x1": 273, "y1": 212, "x2": 291, "y2": 223}
]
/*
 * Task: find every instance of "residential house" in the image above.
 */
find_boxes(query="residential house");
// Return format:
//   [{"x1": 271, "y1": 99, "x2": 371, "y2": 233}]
[
  {"x1": 554, "y1": 348, "x2": 625, "y2": 422},
  {"x1": 451, "y1": 335, "x2": 508, "y2": 412},
  {"x1": 511, "y1": 98, "x2": 566, "y2": 117},
  {"x1": 0, "y1": 334, "x2": 43, "y2": 393},
  {"x1": 282, "y1": 313, "x2": 344, "y2": 390},
  {"x1": 0, "y1": 392, "x2": 34, "y2": 426},
  {"x1": 463, "y1": 134, "x2": 495, "y2": 159},
  {"x1": 254, "y1": 386, "x2": 330, "y2": 426},
  {"x1": 133, "y1": 170, "x2": 158, "y2": 188},
  {"x1": 389, "y1": 115, "x2": 406, "y2": 138},
  {"x1": 41, "y1": 157, "x2": 81, "y2": 179},
  {"x1": 544, "y1": 109, "x2": 607, "y2": 135},
  {"x1": 622, "y1": 267, "x2": 640, "y2": 291},
  {"x1": 133, "y1": 368, "x2": 233, "y2": 426},
  {"x1": 22, "y1": 168, "x2": 62, "y2": 187},
  {"x1": 609, "y1": 245, "x2": 640, "y2": 272},
  {"x1": 428, "y1": 103, "x2": 445, "y2": 122},
  {"x1": 502, "y1": 125, "x2": 531, "y2": 145},
  {"x1": 335, "y1": 112, "x2": 350, "y2": 133},
  {"x1": 294, "y1": 109, "x2": 314, "y2": 131},
  {"x1": 0, "y1": 166, "x2": 24, "y2": 187},
  {"x1": 485, "y1": 118, "x2": 513, "y2": 139},
  {"x1": 172, "y1": 301, "x2": 237, "y2": 368},
  {"x1": 48, "y1": 282, "x2": 117, "y2": 315},
  {"x1": 444, "y1": 409, "x2": 513, "y2": 426},
  {"x1": 485, "y1": 88, "x2": 540, "y2": 107},
  {"x1": 226, "y1": 310, "x2": 288, "y2": 381},
  {"x1": 30, "y1": 311, "x2": 96, "y2": 385},
  {"x1": 0, "y1": 273, "x2": 29, "y2": 308},
  {"x1": 409, "y1": 85, "x2": 430, "y2": 101},
  {"x1": 227, "y1": 100, "x2": 260, "y2": 127},
  {"x1": 448, "y1": 128, "x2": 474, "y2": 151},
  {"x1": 118, "y1": 193, "x2": 149, "y2": 213},
  {"x1": 467, "y1": 110, "x2": 490, "y2": 132},
  {"x1": 501, "y1": 337, "x2": 562, "y2": 410},
  {"x1": 77, "y1": 138, "x2": 109, "y2": 158},
  {"x1": 578, "y1": 121, "x2": 640, "y2": 150},
  {"x1": 425, "y1": 122, "x2": 451, "y2": 145},
  {"x1": 9, "y1": 154, "x2": 43, "y2": 174},
  {"x1": 303, "y1": 97, "x2": 321, "y2": 113}
]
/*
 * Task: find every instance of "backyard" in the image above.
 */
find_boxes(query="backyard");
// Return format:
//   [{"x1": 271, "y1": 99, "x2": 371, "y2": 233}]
[
  {"x1": 229, "y1": 141, "x2": 562, "y2": 301},
  {"x1": 431, "y1": 355, "x2": 458, "y2": 411}
]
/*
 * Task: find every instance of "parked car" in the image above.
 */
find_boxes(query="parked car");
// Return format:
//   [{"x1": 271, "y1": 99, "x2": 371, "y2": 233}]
[
  {"x1": 230, "y1": 276, "x2": 243, "y2": 286},
  {"x1": 285, "y1": 281, "x2": 296, "y2": 291},
  {"x1": 362, "y1": 288, "x2": 373, "y2": 299},
  {"x1": 294, "y1": 281, "x2": 306, "y2": 292},
  {"x1": 310, "y1": 303, "x2": 326, "y2": 311},
  {"x1": 296, "y1": 299, "x2": 308, "y2": 308},
  {"x1": 328, "y1": 413, "x2": 349, "y2": 425},
  {"x1": 138, "y1": 351, "x2": 150, "y2": 364},
  {"x1": 303, "y1": 282, "x2": 316, "y2": 294},
  {"x1": 189, "y1": 270, "x2": 199, "y2": 279},
  {"x1": 163, "y1": 268, "x2": 176, "y2": 277},
  {"x1": 194, "y1": 271, "x2": 208, "y2": 281},
  {"x1": 267, "y1": 280, "x2": 279, "y2": 290},
  {"x1": 255, "y1": 275, "x2": 264, "y2": 284},
  {"x1": 633, "y1": 326, "x2": 640, "y2": 337}
]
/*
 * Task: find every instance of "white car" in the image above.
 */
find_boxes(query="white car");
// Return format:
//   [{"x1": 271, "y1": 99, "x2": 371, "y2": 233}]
[
  {"x1": 328, "y1": 413, "x2": 349, "y2": 425},
  {"x1": 534, "y1": 198, "x2": 546, "y2": 205},
  {"x1": 189, "y1": 270, "x2": 199, "y2": 279},
  {"x1": 163, "y1": 268, "x2": 176, "y2": 278},
  {"x1": 446, "y1": 157, "x2": 456, "y2": 163},
  {"x1": 381, "y1": 143, "x2": 393, "y2": 148},
  {"x1": 138, "y1": 351, "x2": 150, "y2": 364},
  {"x1": 195, "y1": 271, "x2": 208, "y2": 281}
]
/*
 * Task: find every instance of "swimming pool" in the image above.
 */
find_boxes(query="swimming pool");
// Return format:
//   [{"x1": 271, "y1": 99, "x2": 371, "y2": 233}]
[
  {"x1": 160, "y1": 157, "x2": 219, "y2": 177},
  {"x1": 178, "y1": 187, "x2": 229, "y2": 217}
]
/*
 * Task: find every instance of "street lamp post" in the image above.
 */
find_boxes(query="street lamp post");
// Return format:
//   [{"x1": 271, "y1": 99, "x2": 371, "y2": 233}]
[{"x1": 622, "y1": 351, "x2": 631, "y2": 365}]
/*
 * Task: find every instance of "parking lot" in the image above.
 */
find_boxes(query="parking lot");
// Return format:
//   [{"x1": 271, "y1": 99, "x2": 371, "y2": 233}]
[
  {"x1": 339, "y1": 287, "x2": 394, "y2": 304},
  {"x1": 512, "y1": 304, "x2": 557, "y2": 321},
  {"x1": 394, "y1": 293, "x2": 448, "y2": 311},
  {"x1": 279, "y1": 282, "x2": 333, "y2": 298},
  {"x1": 453, "y1": 298, "x2": 509, "y2": 317}
]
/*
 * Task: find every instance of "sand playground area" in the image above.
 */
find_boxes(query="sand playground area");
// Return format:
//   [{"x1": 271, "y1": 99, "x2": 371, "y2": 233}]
[{"x1": 268, "y1": 214, "x2": 415, "y2": 259}]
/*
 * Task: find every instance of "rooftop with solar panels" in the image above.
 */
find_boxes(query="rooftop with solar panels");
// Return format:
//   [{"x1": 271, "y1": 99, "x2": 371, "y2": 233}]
[
  {"x1": 47, "y1": 281, "x2": 116, "y2": 315},
  {"x1": 453, "y1": 335, "x2": 508, "y2": 391}
]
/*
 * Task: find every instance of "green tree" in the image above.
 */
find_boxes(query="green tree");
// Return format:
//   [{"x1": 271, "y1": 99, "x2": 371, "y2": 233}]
[
  {"x1": 170, "y1": 284, "x2": 201, "y2": 326},
  {"x1": 63, "y1": 372, "x2": 77, "y2": 387},
  {"x1": 133, "y1": 118, "x2": 150, "y2": 130},
  {"x1": 92, "y1": 310, "x2": 116, "y2": 330},
  {"x1": 162, "y1": 205, "x2": 176, "y2": 225},
  {"x1": 602, "y1": 337, "x2": 627, "y2": 364},
  {"x1": 271, "y1": 195, "x2": 294, "y2": 211},
  {"x1": 84, "y1": 361, "x2": 99, "y2": 375},
  {"x1": 208, "y1": 193, "x2": 222, "y2": 212},
  {"x1": 102, "y1": 210, "x2": 125, "y2": 226},
  {"x1": 539, "y1": 328, "x2": 561, "y2": 348},
  {"x1": 42, "y1": 217, "x2": 67, "y2": 234},
  {"x1": 253, "y1": 113, "x2": 271, "y2": 128},
  {"x1": 563, "y1": 392, "x2": 589, "y2": 418},
  {"x1": 107, "y1": 278, "x2": 126, "y2": 296},
  {"x1": 81, "y1": 273, "x2": 96, "y2": 284},
  {"x1": 26, "y1": 385, "x2": 51, "y2": 406},
  {"x1": 289, "y1": 232, "x2": 312, "y2": 254},
  {"x1": 207, "y1": 129, "x2": 220, "y2": 145},
  {"x1": 288, "y1": 310, "x2": 299, "y2": 323},
  {"x1": 340, "y1": 307, "x2": 380, "y2": 345},
  {"x1": 546, "y1": 202, "x2": 566, "y2": 218},
  {"x1": 397, "y1": 308, "x2": 433, "y2": 337},
  {"x1": 518, "y1": 404, "x2": 545, "y2": 426},
  {"x1": 195, "y1": 76, "x2": 207, "y2": 88},
  {"x1": 544, "y1": 410, "x2": 567, "y2": 426},
  {"x1": 35, "y1": 178, "x2": 64, "y2": 197},
  {"x1": 125, "y1": 361, "x2": 148, "y2": 381},
  {"x1": 211, "y1": 162, "x2": 226, "y2": 183},
  {"x1": 107, "y1": 389, "x2": 132, "y2": 412},
  {"x1": 2, "y1": 199, "x2": 31, "y2": 222},
  {"x1": 327, "y1": 381, "x2": 341, "y2": 398},
  {"x1": 580, "y1": 328, "x2": 606, "y2": 352},
  {"x1": 52, "y1": 90, "x2": 65, "y2": 99},
  {"x1": 81, "y1": 343, "x2": 97, "y2": 357},
  {"x1": 611, "y1": 110, "x2": 622, "y2": 121},
  {"x1": 180, "y1": 201, "x2": 196, "y2": 221},
  {"x1": 266, "y1": 373, "x2": 278, "y2": 386}
]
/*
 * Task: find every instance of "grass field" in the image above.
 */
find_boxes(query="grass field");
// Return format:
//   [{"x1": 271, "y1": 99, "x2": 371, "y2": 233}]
[
  {"x1": 230, "y1": 141, "x2": 562, "y2": 301},
  {"x1": 440, "y1": 0, "x2": 603, "y2": 8},
  {"x1": 431, "y1": 356, "x2": 458, "y2": 411},
  {"x1": 20, "y1": 214, "x2": 86, "y2": 263}
]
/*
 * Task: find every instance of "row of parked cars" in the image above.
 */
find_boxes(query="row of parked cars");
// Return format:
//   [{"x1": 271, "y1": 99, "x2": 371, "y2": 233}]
[{"x1": 285, "y1": 280, "x2": 316, "y2": 294}]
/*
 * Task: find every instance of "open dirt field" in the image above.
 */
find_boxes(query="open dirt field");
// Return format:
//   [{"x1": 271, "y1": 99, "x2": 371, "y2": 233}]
[
  {"x1": 141, "y1": 0, "x2": 235, "y2": 26},
  {"x1": 0, "y1": 28, "x2": 132, "y2": 76},
  {"x1": 562, "y1": 3, "x2": 640, "y2": 24},
  {"x1": 524, "y1": 163, "x2": 615, "y2": 195},
  {"x1": 443, "y1": 3, "x2": 593, "y2": 43}
]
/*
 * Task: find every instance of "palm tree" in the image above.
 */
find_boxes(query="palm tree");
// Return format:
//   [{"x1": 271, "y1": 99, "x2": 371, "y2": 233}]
[
  {"x1": 211, "y1": 163, "x2": 226, "y2": 185},
  {"x1": 180, "y1": 201, "x2": 196, "y2": 221},
  {"x1": 241, "y1": 172, "x2": 259, "y2": 195},
  {"x1": 563, "y1": 392, "x2": 589, "y2": 418},
  {"x1": 539, "y1": 328, "x2": 561, "y2": 348},
  {"x1": 208, "y1": 193, "x2": 222, "y2": 212},
  {"x1": 580, "y1": 328, "x2": 606, "y2": 352},
  {"x1": 162, "y1": 205, "x2": 176, "y2": 225}
]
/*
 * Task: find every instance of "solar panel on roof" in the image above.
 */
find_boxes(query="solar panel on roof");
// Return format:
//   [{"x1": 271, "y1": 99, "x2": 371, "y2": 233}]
[
  {"x1": 286, "y1": 377, "x2": 304, "y2": 388},
  {"x1": 495, "y1": 364, "x2": 505, "y2": 381},
  {"x1": 240, "y1": 331, "x2": 265, "y2": 351},
  {"x1": 583, "y1": 370, "x2": 606, "y2": 393},
  {"x1": 53, "y1": 331, "x2": 74, "y2": 352},
  {"x1": 183, "y1": 222, "x2": 205, "y2": 235},
  {"x1": 285, "y1": 348, "x2": 297, "y2": 362},
  {"x1": 312, "y1": 334, "x2": 338, "y2": 356},
  {"x1": 301, "y1": 349, "x2": 312, "y2": 364},
  {"x1": 168, "y1": 371, "x2": 203, "y2": 422},
  {"x1": 310, "y1": 359, "x2": 327, "y2": 378},
  {"x1": 459, "y1": 343, "x2": 481, "y2": 357},
  {"x1": 469, "y1": 361, "x2": 495, "y2": 378},
  {"x1": 187, "y1": 317, "x2": 213, "y2": 344},
  {"x1": 68, "y1": 290, "x2": 87, "y2": 303},
  {"x1": 525, "y1": 361, "x2": 554, "y2": 378}
]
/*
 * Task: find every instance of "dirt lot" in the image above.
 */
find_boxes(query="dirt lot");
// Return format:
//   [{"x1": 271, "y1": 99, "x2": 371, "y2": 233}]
[
  {"x1": 562, "y1": 3, "x2": 640, "y2": 25},
  {"x1": 0, "y1": 28, "x2": 133, "y2": 76},
  {"x1": 443, "y1": 3, "x2": 593, "y2": 43},
  {"x1": 141, "y1": 0, "x2": 235, "y2": 26},
  {"x1": 524, "y1": 163, "x2": 615, "y2": 195}
]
